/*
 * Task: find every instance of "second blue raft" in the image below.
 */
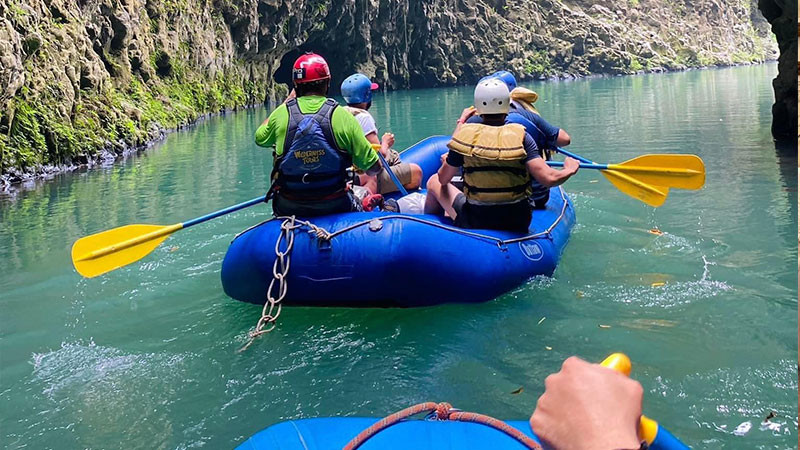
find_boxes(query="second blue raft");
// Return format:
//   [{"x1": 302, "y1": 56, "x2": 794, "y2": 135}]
[{"x1": 221, "y1": 136, "x2": 576, "y2": 307}]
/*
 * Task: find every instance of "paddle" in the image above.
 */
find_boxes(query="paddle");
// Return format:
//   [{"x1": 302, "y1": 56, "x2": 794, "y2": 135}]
[
  {"x1": 602, "y1": 353, "x2": 688, "y2": 450},
  {"x1": 371, "y1": 143, "x2": 409, "y2": 196},
  {"x1": 71, "y1": 196, "x2": 266, "y2": 278},
  {"x1": 547, "y1": 150, "x2": 705, "y2": 207}
]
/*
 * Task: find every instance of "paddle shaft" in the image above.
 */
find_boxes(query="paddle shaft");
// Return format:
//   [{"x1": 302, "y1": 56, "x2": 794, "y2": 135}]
[
  {"x1": 548, "y1": 161, "x2": 701, "y2": 177},
  {"x1": 554, "y1": 146, "x2": 592, "y2": 164},
  {"x1": 372, "y1": 144, "x2": 409, "y2": 196},
  {"x1": 76, "y1": 195, "x2": 266, "y2": 262},
  {"x1": 183, "y1": 195, "x2": 266, "y2": 228}
]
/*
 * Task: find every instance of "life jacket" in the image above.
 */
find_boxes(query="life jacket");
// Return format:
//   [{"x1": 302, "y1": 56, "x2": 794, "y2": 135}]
[
  {"x1": 448, "y1": 123, "x2": 532, "y2": 204},
  {"x1": 509, "y1": 87, "x2": 552, "y2": 160},
  {"x1": 275, "y1": 98, "x2": 351, "y2": 198},
  {"x1": 510, "y1": 87, "x2": 539, "y2": 114}
]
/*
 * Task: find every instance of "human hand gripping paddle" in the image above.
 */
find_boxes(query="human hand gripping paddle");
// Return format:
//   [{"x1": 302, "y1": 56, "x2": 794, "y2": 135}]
[
  {"x1": 600, "y1": 353, "x2": 688, "y2": 450},
  {"x1": 531, "y1": 353, "x2": 687, "y2": 450},
  {"x1": 546, "y1": 147, "x2": 705, "y2": 207},
  {"x1": 71, "y1": 196, "x2": 267, "y2": 278}
]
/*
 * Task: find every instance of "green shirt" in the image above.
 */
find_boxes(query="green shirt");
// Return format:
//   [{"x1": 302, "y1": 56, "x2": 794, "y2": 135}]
[{"x1": 254, "y1": 96, "x2": 378, "y2": 171}]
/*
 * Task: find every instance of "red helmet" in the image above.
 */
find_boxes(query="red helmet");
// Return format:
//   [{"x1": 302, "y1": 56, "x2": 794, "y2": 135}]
[{"x1": 292, "y1": 53, "x2": 331, "y2": 84}]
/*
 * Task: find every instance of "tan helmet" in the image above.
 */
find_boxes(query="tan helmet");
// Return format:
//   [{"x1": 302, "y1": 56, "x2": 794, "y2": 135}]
[{"x1": 474, "y1": 78, "x2": 510, "y2": 115}]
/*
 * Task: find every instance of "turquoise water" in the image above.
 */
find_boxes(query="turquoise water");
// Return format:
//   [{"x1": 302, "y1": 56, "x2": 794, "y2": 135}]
[{"x1": 1, "y1": 63, "x2": 796, "y2": 448}]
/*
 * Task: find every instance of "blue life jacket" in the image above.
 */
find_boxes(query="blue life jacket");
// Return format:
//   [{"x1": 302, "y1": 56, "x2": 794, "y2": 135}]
[
  {"x1": 277, "y1": 98, "x2": 351, "y2": 196},
  {"x1": 506, "y1": 109, "x2": 549, "y2": 159}
]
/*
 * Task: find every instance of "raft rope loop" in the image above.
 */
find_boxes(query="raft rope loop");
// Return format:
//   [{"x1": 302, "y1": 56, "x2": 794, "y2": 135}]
[{"x1": 343, "y1": 401, "x2": 542, "y2": 450}]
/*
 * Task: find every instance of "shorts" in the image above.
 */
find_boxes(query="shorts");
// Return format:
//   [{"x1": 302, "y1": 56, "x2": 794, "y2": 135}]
[
  {"x1": 452, "y1": 193, "x2": 532, "y2": 232},
  {"x1": 377, "y1": 162, "x2": 414, "y2": 194},
  {"x1": 273, "y1": 191, "x2": 360, "y2": 217}
]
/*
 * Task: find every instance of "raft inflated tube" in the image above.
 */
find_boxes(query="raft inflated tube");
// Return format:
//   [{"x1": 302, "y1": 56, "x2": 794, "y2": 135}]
[
  {"x1": 236, "y1": 417, "x2": 539, "y2": 450},
  {"x1": 236, "y1": 416, "x2": 687, "y2": 450},
  {"x1": 220, "y1": 136, "x2": 576, "y2": 307}
]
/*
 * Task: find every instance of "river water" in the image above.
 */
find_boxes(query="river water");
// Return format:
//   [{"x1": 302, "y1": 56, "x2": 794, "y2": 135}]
[{"x1": 1, "y1": 63, "x2": 796, "y2": 449}]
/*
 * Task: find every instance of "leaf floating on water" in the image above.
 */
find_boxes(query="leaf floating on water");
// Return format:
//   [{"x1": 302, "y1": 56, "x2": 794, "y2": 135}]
[
  {"x1": 598, "y1": 324, "x2": 612, "y2": 329},
  {"x1": 510, "y1": 387, "x2": 524, "y2": 395},
  {"x1": 651, "y1": 282, "x2": 666, "y2": 287},
  {"x1": 575, "y1": 290, "x2": 585, "y2": 298},
  {"x1": 169, "y1": 246, "x2": 179, "y2": 253},
  {"x1": 647, "y1": 227, "x2": 664, "y2": 236},
  {"x1": 537, "y1": 317, "x2": 546, "y2": 325}
]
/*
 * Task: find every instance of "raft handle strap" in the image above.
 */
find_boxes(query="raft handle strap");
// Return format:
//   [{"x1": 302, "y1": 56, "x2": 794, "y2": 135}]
[{"x1": 343, "y1": 401, "x2": 541, "y2": 450}]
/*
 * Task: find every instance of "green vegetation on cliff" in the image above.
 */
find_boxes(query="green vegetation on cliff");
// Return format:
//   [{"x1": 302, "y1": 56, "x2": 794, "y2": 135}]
[{"x1": 0, "y1": 0, "x2": 778, "y2": 180}]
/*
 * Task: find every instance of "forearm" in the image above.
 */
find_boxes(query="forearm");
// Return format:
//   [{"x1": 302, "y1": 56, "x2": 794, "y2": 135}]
[
  {"x1": 366, "y1": 133, "x2": 389, "y2": 158},
  {"x1": 555, "y1": 129, "x2": 571, "y2": 147},
  {"x1": 437, "y1": 163, "x2": 458, "y2": 185},
  {"x1": 542, "y1": 168, "x2": 574, "y2": 187},
  {"x1": 528, "y1": 159, "x2": 576, "y2": 187}
]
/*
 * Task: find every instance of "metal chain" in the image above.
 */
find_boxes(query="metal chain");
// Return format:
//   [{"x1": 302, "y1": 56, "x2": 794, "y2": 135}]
[{"x1": 238, "y1": 216, "x2": 299, "y2": 352}]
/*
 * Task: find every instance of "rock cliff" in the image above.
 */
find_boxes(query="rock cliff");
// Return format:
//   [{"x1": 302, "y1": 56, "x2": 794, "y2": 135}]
[
  {"x1": 757, "y1": 0, "x2": 797, "y2": 143},
  {"x1": 0, "y1": 0, "x2": 778, "y2": 181}
]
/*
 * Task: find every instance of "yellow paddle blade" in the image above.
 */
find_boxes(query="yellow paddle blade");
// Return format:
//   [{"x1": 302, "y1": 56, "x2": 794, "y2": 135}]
[
  {"x1": 607, "y1": 154, "x2": 705, "y2": 190},
  {"x1": 71, "y1": 223, "x2": 182, "y2": 278},
  {"x1": 602, "y1": 169, "x2": 669, "y2": 207}
]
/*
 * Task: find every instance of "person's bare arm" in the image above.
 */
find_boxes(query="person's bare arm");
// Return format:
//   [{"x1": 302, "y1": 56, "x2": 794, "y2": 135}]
[
  {"x1": 527, "y1": 156, "x2": 579, "y2": 187},
  {"x1": 365, "y1": 132, "x2": 380, "y2": 146},
  {"x1": 454, "y1": 107, "x2": 477, "y2": 131},
  {"x1": 437, "y1": 156, "x2": 459, "y2": 185},
  {"x1": 555, "y1": 129, "x2": 571, "y2": 147},
  {"x1": 530, "y1": 356, "x2": 643, "y2": 450}
]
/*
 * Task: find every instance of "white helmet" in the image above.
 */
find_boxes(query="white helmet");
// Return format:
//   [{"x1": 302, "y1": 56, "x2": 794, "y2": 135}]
[{"x1": 474, "y1": 78, "x2": 510, "y2": 115}]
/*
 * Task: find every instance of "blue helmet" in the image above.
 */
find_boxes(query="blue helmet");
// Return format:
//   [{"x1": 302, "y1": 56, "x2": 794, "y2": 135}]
[
  {"x1": 490, "y1": 70, "x2": 517, "y2": 91},
  {"x1": 341, "y1": 73, "x2": 379, "y2": 105}
]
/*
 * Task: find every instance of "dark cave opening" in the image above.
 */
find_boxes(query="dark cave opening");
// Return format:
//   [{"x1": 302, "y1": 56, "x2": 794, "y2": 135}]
[{"x1": 273, "y1": 39, "x2": 366, "y2": 97}]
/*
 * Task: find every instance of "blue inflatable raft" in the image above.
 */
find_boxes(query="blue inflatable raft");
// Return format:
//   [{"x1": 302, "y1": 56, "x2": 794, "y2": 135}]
[
  {"x1": 221, "y1": 136, "x2": 576, "y2": 307},
  {"x1": 236, "y1": 417, "x2": 538, "y2": 449}
]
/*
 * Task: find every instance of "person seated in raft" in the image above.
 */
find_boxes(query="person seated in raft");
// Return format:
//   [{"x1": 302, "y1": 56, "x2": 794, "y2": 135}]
[
  {"x1": 469, "y1": 70, "x2": 572, "y2": 209},
  {"x1": 254, "y1": 53, "x2": 382, "y2": 217},
  {"x1": 531, "y1": 356, "x2": 647, "y2": 449},
  {"x1": 424, "y1": 78, "x2": 580, "y2": 232},
  {"x1": 340, "y1": 73, "x2": 423, "y2": 195}
]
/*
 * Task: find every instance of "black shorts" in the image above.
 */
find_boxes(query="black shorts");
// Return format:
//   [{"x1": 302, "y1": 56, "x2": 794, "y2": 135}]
[
  {"x1": 273, "y1": 192, "x2": 360, "y2": 217},
  {"x1": 452, "y1": 194, "x2": 533, "y2": 232}
]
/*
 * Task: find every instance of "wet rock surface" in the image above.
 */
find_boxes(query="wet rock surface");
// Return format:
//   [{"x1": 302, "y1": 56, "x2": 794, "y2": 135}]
[
  {"x1": 0, "y1": 0, "x2": 781, "y2": 186},
  {"x1": 757, "y1": 0, "x2": 797, "y2": 144}
]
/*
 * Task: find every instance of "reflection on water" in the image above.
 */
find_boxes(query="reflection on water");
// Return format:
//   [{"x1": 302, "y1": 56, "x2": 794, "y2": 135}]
[{"x1": 0, "y1": 63, "x2": 796, "y2": 449}]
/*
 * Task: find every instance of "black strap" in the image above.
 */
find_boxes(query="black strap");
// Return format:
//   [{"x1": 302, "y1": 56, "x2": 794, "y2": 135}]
[
  {"x1": 463, "y1": 180, "x2": 530, "y2": 194},
  {"x1": 283, "y1": 98, "x2": 305, "y2": 152},
  {"x1": 463, "y1": 166, "x2": 528, "y2": 176},
  {"x1": 313, "y1": 98, "x2": 341, "y2": 152}
]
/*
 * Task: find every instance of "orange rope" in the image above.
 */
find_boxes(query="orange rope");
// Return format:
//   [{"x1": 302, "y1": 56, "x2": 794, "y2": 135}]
[{"x1": 343, "y1": 402, "x2": 541, "y2": 449}]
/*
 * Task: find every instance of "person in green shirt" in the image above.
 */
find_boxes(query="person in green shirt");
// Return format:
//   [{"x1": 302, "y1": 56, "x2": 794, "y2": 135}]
[{"x1": 254, "y1": 53, "x2": 381, "y2": 217}]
